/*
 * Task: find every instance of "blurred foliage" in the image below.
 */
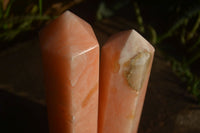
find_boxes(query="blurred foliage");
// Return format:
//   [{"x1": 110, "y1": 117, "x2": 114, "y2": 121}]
[
  {"x1": 156, "y1": 1, "x2": 200, "y2": 102},
  {"x1": 0, "y1": 0, "x2": 51, "y2": 42},
  {"x1": 0, "y1": 0, "x2": 84, "y2": 44},
  {"x1": 133, "y1": 0, "x2": 200, "y2": 102},
  {"x1": 96, "y1": 0, "x2": 130, "y2": 20}
]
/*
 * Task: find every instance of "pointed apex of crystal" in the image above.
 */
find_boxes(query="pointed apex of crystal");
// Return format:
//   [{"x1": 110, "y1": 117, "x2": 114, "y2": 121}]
[
  {"x1": 39, "y1": 10, "x2": 98, "y2": 56},
  {"x1": 127, "y1": 29, "x2": 155, "y2": 53},
  {"x1": 62, "y1": 10, "x2": 97, "y2": 41},
  {"x1": 103, "y1": 29, "x2": 154, "y2": 56}
]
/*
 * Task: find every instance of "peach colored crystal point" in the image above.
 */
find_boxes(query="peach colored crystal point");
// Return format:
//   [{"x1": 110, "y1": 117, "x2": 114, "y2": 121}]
[
  {"x1": 98, "y1": 29, "x2": 154, "y2": 133},
  {"x1": 39, "y1": 10, "x2": 99, "y2": 133}
]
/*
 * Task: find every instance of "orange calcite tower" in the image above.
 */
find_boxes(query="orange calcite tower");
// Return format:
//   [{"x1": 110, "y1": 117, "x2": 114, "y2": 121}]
[
  {"x1": 98, "y1": 30, "x2": 154, "y2": 133},
  {"x1": 39, "y1": 11, "x2": 99, "y2": 133}
]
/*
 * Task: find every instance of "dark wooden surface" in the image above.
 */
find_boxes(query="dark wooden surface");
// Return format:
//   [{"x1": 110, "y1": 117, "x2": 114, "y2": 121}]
[{"x1": 0, "y1": 90, "x2": 49, "y2": 133}]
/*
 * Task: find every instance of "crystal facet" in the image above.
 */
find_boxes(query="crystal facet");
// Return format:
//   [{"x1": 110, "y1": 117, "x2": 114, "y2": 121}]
[
  {"x1": 39, "y1": 11, "x2": 99, "y2": 133},
  {"x1": 98, "y1": 29, "x2": 154, "y2": 133}
]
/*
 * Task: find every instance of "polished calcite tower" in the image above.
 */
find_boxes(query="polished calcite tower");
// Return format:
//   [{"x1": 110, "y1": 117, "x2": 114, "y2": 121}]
[
  {"x1": 98, "y1": 30, "x2": 154, "y2": 133},
  {"x1": 39, "y1": 11, "x2": 99, "y2": 133}
]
